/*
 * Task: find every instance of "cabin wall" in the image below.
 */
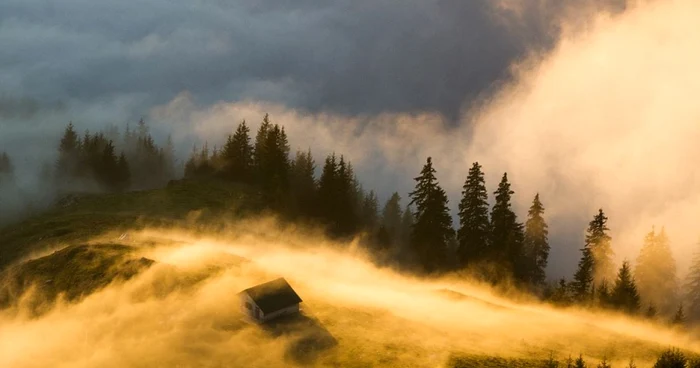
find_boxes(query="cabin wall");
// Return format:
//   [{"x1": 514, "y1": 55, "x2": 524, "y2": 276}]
[
  {"x1": 240, "y1": 293, "x2": 263, "y2": 321},
  {"x1": 263, "y1": 303, "x2": 300, "y2": 322}
]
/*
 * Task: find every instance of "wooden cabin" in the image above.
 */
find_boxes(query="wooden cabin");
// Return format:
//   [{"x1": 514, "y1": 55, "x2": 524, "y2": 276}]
[{"x1": 239, "y1": 277, "x2": 303, "y2": 323}]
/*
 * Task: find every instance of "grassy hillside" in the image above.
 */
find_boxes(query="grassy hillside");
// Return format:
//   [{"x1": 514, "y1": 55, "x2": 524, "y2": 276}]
[
  {"x1": 0, "y1": 178, "x2": 265, "y2": 270},
  {"x1": 1, "y1": 179, "x2": 699, "y2": 367}
]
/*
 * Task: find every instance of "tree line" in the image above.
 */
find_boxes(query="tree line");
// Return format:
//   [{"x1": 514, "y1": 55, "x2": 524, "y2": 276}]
[{"x1": 52, "y1": 119, "x2": 176, "y2": 193}]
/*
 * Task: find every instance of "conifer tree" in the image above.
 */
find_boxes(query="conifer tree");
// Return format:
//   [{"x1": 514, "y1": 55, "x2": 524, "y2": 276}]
[
  {"x1": 645, "y1": 303, "x2": 658, "y2": 319},
  {"x1": 456, "y1": 162, "x2": 490, "y2": 268},
  {"x1": 610, "y1": 260, "x2": 641, "y2": 314},
  {"x1": 524, "y1": 193, "x2": 549, "y2": 286},
  {"x1": 572, "y1": 245, "x2": 595, "y2": 302},
  {"x1": 335, "y1": 155, "x2": 359, "y2": 236},
  {"x1": 116, "y1": 152, "x2": 131, "y2": 192},
  {"x1": 221, "y1": 121, "x2": 254, "y2": 182},
  {"x1": 596, "y1": 279, "x2": 611, "y2": 308},
  {"x1": 408, "y1": 157, "x2": 454, "y2": 273},
  {"x1": 289, "y1": 149, "x2": 316, "y2": 217},
  {"x1": 489, "y1": 173, "x2": 525, "y2": 281},
  {"x1": 574, "y1": 354, "x2": 587, "y2": 368},
  {"x1": 551, "y1": 278, "x2": 572, "y2": 305},
  {"x1": 361, "y1": 190, "x2": 379, "y2": 231},
  {"x1": 597, "y1": 357, "x2": 611, "y2": 368},
  {"x1": 253, "y1": 114, "x2": 271, "y2": 182},
  {"x1": 381, "y1": 193, "x2": 403, "y2": 246},
  {"x1": 399, "y1": 204, "x2": 414, "y2": 249},
  {"x1": 317, "y1": 153, "x2": 338, "y2": 223},
  {"x1": 635, "y1": 227, "x2": 678, "y2": 314},
  {"x1": 587, "y1": 209, "x2": 615, "y2": 284},
  {"x1": 685, "y1": 240, "x2": 700, "y2": 321},
  {"x1": 0, "y1": 152, "x2": 14, "y2": 185},
  {"x1": 56, "y1": 122, "x2": 81, "y2": 188},
  {"x1": 671, "y1": 304, "x2": 686, "y2": 326}
]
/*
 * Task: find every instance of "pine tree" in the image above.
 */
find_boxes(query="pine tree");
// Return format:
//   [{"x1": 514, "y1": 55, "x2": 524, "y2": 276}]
[
  {"x1": 645, "y1": 303, "x2": 658, "y2": 319},
  {"x1": 574, "y1": 354, "x2": 587, "y2": 368},
  {"x1": 596, "y1": 279, "x2": 611, "y2": 308},
  {"x1": 116, "y1": 152, "x2": 131, "y2": 192},
  {"x1": 317, "y1": 153, "x2": 338, "y2": 224},
  {"x1": 671, "y1": 304, "x2": 686, "y2": 326},
  {"x1": 399, "y1": 204, "x2": 414, "y2": 250},
  {"x1": 551, "y1": 278, "x2": 572, "y2": 305},
  {"x1": 0, "y1": 152, "x2": 14, "y2": 185},
  {"x1": 253, "y1": 114, "x2": 271, "y2": 183},
  {"x1": 597, "y1": 357, "x2": 611, "y2": 368},
  {"x1": 610, "y1": 260, "x2": 641, "y2": 314},
  {"x1": 56, "y1": 122, "x2": 81, "y2": 189},
  {"x1": 653, "y1": 348, "x2": 686, "y2": 368},
  {"x1": 456, "y1": 162, "x2": 490, "y2": 268},
  {"x1": 524, "y1": 193, "x2": 549, "y2": 286},
  {"x1": 635, "y1": 226, "x2": 678, "y2": 314},
  {"x1": 221, "y1": 120, "x2": 254, "y2": 182},
  {"x1": 489, "y1": 173, "x2": 525, "y2": 281},
  {"x1": 335, "y1": 155, "x2": 359, "y2": 236},
  {"x1": 361, "y1": 190, "x2": 379, "y2": 231},
  {"x1": 289, "y1": 149, "x2": 317, "y2": 217},
  {"x1": 587, "y1": 209, "x2": 615, "y2": 284},
  {"x1": 685, "y1": 240, "x2": 700, "y2": 321},
  {"x1": 408, "y1": 157, "x2": 454, "y2": 273},
  {"x1": 572, "y1": 245, "x2": 595, "y2": 302},
  {"x1": 381, "y1": 193, "x2": 403, "y2": 247}
]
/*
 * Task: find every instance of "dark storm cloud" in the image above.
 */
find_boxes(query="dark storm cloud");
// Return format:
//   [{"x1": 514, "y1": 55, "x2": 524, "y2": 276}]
[{"x1": 0, "y1": 0, "x2": 547, "y2": 120}]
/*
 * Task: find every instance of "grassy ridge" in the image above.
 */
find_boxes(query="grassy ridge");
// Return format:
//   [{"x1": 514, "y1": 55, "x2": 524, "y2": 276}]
[{"x1": 0, "y1": 178, "x2": 265, "y2": 270}]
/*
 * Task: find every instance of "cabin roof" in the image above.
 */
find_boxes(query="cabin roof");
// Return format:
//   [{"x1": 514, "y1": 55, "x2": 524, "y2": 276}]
[{"x1": 240, "y1": 277, "x2": 302, "y2": 314}]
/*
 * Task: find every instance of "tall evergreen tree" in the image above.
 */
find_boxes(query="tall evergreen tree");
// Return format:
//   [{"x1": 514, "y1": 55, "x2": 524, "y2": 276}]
[
  {"x1": 408, "y1": 157, "x2": 454, "y2": 273},
  {"x1": 115, "y1": 152, "x2": 131, "y2": 192},
  {"x1": 361, "y1": 190, "x2": 379, "y2": 231},
  {"x1": 572, "y1": 244, "x2": 595, "y2": 302},
  {"x1": 317, "y1": 153, "x2": 338, "y2": 223},
  {"x1": 489, "y1": 173, "x2": 525, "y2": 281},
  {"x1": 0, "y1": 152, "x2": 14, "y2": 185},
  {"x1": 684, "y1": 240, "x2": 700, "y2": 321},
  {"x1": 253, "y1": 114, "x2": 272, "y2": 182},
  {"x1": 399, "y1": 204, "x2": 414, "y2": 250},
  {"x1": 221, "y1": 121, "x2": 254, "y2": 182},
  {"x1": 671, "y1": 304, "x2": 686, "y2": 326},
  {"x1": 335, "y1": 155, "x2": 359, "y2": 236},
  {"x1": 587, "y1": 209, "x2": 615, "y2": 284},
  {"x1": 381, "y1": 192, "x2": 403, "y2": 246},
  {"x1": 610, "y1": 260, "x2": 641, "y2": 314},
  {"x1": 289, "y1": 149, "x2": 317, "y2": 217},
  {"x1": 456, "y1": 162, "x2": 490, "y2": 268},
  {"x1": 524, "y1": 193, "x2": 549, "y2": 286},
  {"x1": 635, "y1": 227, "x2": 678, "y2": 314},
  {"x1": 56, "y1": 122, "x2": 81, "y2": 188}
]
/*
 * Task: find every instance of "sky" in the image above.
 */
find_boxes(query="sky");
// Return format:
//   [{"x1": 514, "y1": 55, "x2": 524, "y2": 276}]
[{"x1": 6, "y1": 0, "x2": 700, "y2": 281}]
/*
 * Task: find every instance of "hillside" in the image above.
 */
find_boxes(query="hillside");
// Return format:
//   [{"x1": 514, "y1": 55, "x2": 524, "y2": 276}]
[{"x1": 1, "y1": 181, "x2": 699, "y2": 367}]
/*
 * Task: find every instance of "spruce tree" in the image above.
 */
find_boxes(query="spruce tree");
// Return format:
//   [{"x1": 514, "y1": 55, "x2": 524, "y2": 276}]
[
  {"x1": 456, "y1": 162, "x2": 490, "y2": 268},
  {"x1": 524, "y1": 193, "x2": 549, "y2": 286},
  {"x1": 335, "y1": 155, "x2": 359, "y2": 236},
  {"x1": 253, "y1": 114, "x2": 271, "y2": 183},
  {"x1": 221, "y1": 120, "x2": 254, "y2": 182},
  {"x1": 489, "y1": 173, "x2": 525, "y2": 281},
  {"x1": 0, "y1": 152, "x2": 14, "y2": 185},
  {"x1": 572, "y1": 245, "x2": 595, "y2": 302},
  {"x1": 399, "y1": 204, "x2": 414, "y2": 250},
  {"x1": 671, "y1": 304, "x2": 686, "y2": 326},
  {"x1": 587, "y1": 209, "x2": 615, "y2": 284},
  {"x1": 317, "y1": 153, "x2": 338, "y2": 224},
  {"x1": 635, "y1": 227, "x2": 678, "y2": 314},
  {"x1": 685, "y1": 240, "x2": 700, "y2": 321},
  {"x1": 408, "y1": 157, "x2": 454, "y2": 273},
  {"x1": 381, "y1": 193, "x2": 403, "y2": 246},
  {"x1": 574, "y1": 354, "x2": 587, "y2": 368},
  {"x1": 645, "y1": 303, "x2": 658, "y2": 319},
  {"x1": 610, "y1": 260, "x2": 641, "y2": 314},
  {"x1": 56, "y1": 122, "x2": 81, "y2": 188},
  {"x1": 361, "y1": 190, "x2": 379, "y2": 231},
  {"x1": 289, "y1": 149, "x2": 317, "y2": 217},
  {"x1": 116, "y1": 152, "x2": 131, "y2": 192}
]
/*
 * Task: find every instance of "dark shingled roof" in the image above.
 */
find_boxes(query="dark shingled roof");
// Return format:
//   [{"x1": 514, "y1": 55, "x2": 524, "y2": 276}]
[{"x1": 240, "y1": 277, "x2": 302, "y2": 314}]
